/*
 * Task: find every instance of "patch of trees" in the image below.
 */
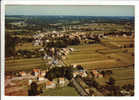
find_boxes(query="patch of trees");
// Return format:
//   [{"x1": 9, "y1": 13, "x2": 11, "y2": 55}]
[
  {"x1": 28, "y1": 82, "x2": 43, "y2": 96},
  {"x1": 45, "y1": 66, "x2": 73, "y2": 81},
  {"x1": 64, "y1": 37, "x2": 80, "y2": 45},
  {"x1": 100, "y1": 70, "x2": 112, "y2": 77},
  {"x1": 104, "y1": 77, "x2": 122, "y2": 96},
  {"x1": 106, "y1": 31, "x2": 132, "y2": 36},
  {"x1": 5, "y1": 17, "x2": 24, "y2": 24},
  {"x1": 82, "y1": 77, "x2": 99, "y2": 89},
  {"x1": 122, "y1": 84, "x2": 134, "y2": 91},
  {"x1": 44, "y1": 40, "x2": 68, "y2": 48},
  {"x1": 16, "y1": 50, "x2": 37, "y2": 58},
  {"x1": 13, "y1": 36, "x2": 34, "y2": 44},
  {"x1": 28, "y1": 82, "x2": 38, "y2": 96},
  {"x1": 5, "y1": 33, "x2": 16, "y2": 57}
]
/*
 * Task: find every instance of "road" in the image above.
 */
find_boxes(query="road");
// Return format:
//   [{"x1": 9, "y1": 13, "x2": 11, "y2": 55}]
[{"x1": 71, "y1": 78, "x2": 89, "y2": 96}]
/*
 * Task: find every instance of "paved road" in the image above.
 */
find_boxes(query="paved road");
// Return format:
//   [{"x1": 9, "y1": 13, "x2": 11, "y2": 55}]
[{"x1": 71, "y1": 78, "x2": 88, "y2": 96}]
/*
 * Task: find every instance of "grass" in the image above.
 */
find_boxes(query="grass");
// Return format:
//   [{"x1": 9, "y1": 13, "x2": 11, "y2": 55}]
[
  {"x1": 6, "y1": 40, "x2": 134, "y2": 74},
  {"x1": 41, "y1": 86, "x2": 79, "y2": 96},
  {"x1": 95, "y1": 66, "x2": 134, "y2": 87},
  {"x1": 115, "y1": 79, "x2": 134, "y2": 86},
  {"x1": 65, "y1": 40, "x2": 134, "y2": 88},
  {"x1": 5, "y1": 58, "x2": 46, "y2": 72},
  {"x1": 65, "y1": 43, "x2": 134, "y2": 70},
  {"x1": 112, "y1": 67, "x2": 134, "y2": 80},
  {"x1": 5, "y1": 36, "x2": 134, "y2": 89},
  {"x1": 65, "y1": 44, "x2": 108, "y2": 64},
  {"x1": 16, "y1": 43, "x2": 41, "y2": 51}
]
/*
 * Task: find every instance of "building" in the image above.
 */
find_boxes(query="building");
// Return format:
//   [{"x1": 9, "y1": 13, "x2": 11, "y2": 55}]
[
  {"x1": 40, "y1": 71, "x2": 46, "y2": 77},
  {"x1": 92, "y1": 70, "x2": 103, "y2": 78},
  {"x1": 46, "y1": 81, "x2": 56, "y2": 89},
  {"x1": 59, "y1": 77, "x2": 65, "y2": 86},
  {"x1": 38, "y1": 76, "x2": 45, "y2": 81},
  {"x1": 19, "y1": 71, "x2": 26, "y2": 77},
  {"x1": 32, "y1": 69, "x2": 40, "y2": 77}
]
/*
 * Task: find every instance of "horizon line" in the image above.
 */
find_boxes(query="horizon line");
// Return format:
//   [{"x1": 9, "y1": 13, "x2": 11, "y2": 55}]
[{"x1": 5, "y1": 15, "x2": 134, "y2": 17}]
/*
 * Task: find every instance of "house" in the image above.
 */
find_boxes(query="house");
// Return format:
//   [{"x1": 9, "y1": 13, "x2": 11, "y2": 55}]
[
  {"x1": 32, "y1": 69, "x2": 40, "y2": 77},
  {"x1": 73, "y1": 72, "x2": 79, "y2": 78},
  {"x1": 19, "y1": 71, "x2": 26, "y2": 77},
  {"x1": 76, "y1": 65, "x2": 84, "y2": 70},
  {"x1": 40, "y1": 71, "x2": 46, "y2": 77},
  {"x1": 120, "y1": 90, "x2": 130, "y2": 95},
  {"x1": 80, "y1": 71, "x2": 88, "y2": 78},
  {"x1": 38, "y1": 76, "x2": 45, "y2": 81},
  {"x1": 46, "y1": 81, "x2": 56, "y2": 89},
  {"x1": 39, "y1": 48, "x2": 44, "y2": 52},
  {"x1": 62, "y1": 56, "x2": 66, "y2": 60},
  {"x1": 28, "y1": 80, "x2": 32, "y2": 85},
  {"x1": 72, "y1": 64, "x2": 77, "y2": 68},
  {"x1": 73, "y1": 72, "x2": 78, "y2": 78},
  {"x1": 85, "y1": 88, "x2": 90, "y2": 94},
  {"x1": 69, "y1": 48, "x2": 74, "y2": 52},
  {"x1": 98, "y1": 74, "x2": 103, "y2": 78},
  {"x1": 92, "y1": 70, "x2": 103, "y2": 78},
  {"x1": 59, "y1": 77, "x2": 65, "y2": 86},
  {"x1": 123, "y1": 34, "x2": 127, "y2": 37}
]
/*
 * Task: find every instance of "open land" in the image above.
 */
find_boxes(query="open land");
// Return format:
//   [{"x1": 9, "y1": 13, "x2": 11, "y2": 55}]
[{"x1": 5, "y1": 16, "x2": 134, "y2": 96}]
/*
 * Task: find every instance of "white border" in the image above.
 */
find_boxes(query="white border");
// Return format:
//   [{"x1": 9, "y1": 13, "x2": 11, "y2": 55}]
[{"x1": 1, "y1": 0, "x2": 139, "y2": 100}]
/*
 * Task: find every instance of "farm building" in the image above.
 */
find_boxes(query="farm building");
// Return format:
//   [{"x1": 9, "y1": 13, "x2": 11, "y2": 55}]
[
  {"x1": 19, "y1": 71, "x2": 26, "y2": 77},
  {"x1": 92, "y1": 70, "x2": 103, "y2": 78},
  {"x1": 59, "y1": 77, "x2": 65, "y2": 87},
  {"x1": 32, "y1": 69, "x2": 40, "y2": 77},
  {"x1": 46, "y1": 81, "x2": 56, "y2": 89}
]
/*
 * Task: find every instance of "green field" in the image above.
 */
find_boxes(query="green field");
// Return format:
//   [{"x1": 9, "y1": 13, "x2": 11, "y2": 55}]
[
  {"x1": 41, "y1": 86, "x2": 79, "y2": 96},
  {"x1": 5, "y1": 58, "x2": 45, "y2": 72},
  {"x1": 6, "y1": 41, "x2": 134, "y2": 72},
  {"x1": 64, "y1": 43, "x2": 134, "y2": 70},
  {"x1": 5, "y1": 36, "x2": 134, "y2": 89}
]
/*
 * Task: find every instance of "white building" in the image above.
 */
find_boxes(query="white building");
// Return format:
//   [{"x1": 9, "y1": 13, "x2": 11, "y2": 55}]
[{"x1": 46, "y1": 81, "x2": 56, "y2": 89}]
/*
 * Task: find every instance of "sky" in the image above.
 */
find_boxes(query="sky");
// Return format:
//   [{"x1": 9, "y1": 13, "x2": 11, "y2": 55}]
[{"x1": 5, "y1": 5, "x2": 134, "y2": 16}]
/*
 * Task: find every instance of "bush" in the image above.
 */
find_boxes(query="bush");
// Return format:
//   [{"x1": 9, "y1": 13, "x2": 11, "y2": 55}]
[
  {"x1": 45, "y1": 66, "x2": 73, "y2": 81},
  {"x1": 107, "y1": 77, "x2": 115, "y2": 86},
  {"x1": 28, "y1": 82, "x2": 38, "y2": 96}
]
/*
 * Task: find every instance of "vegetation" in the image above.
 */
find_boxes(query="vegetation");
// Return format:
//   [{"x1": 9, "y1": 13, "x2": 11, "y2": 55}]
[
  {"x1": 5, "y1": 15, "x2": 134, "y2": 96},
  {"x1": 41, "y1": 86, "x2": 79, "y2": 96},
  {"x1": 28, "y1": 82, "x2": 38, "y2": 96},
  {"x1": 45, "y1": 66, "x2": 73, "y2": 81}
]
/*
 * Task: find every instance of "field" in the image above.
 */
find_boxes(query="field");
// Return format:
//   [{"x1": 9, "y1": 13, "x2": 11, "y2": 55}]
[
  {"x1": 6, "y1": 36, "x2": 134, "y2": 85},
  {"x1": 65, "y1": 41, "x2": 134, "y2": 70},
  {"x1": 5, "y1": 58, "x2": 44, "y2": 72},
  {"x1": 5, "y1": 14, "x2": 135, "y2": 96},
  {"x1": 41, "y1": 86, "x2": 79, "y2": 96},
  {"x1": 64, "y1": 36, "x2": 134, "y2": 86}
]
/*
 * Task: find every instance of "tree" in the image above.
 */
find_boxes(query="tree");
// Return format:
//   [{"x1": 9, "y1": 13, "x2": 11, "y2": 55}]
[
  {"x1": 107, "y1": 77, "x2": 115, "y2": 86},
  {"x1": 45, "y1": 67, "x2": 73, "y2": 81},
  {"x1": 28, "y1": 82, "x2": 38, "y2": 96},
  {"x1": 5, "y1": 33, "x2": 16, "y2": 57}
]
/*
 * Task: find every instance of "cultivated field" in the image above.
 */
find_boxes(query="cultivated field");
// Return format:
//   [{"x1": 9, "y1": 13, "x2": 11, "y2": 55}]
[
  {"x1": 64, "y1": 36, "x2": 134, "y2": 86},
  {"x1": 5, "y1": 35, "x2": 134, "y2": 96}
]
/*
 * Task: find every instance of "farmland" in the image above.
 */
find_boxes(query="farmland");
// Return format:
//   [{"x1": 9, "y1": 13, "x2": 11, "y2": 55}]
[
  {"x1": 5, "y1": 15, "x2": 134, "y2": 96},
  {"x1": 5, "y1": 36, "x2": 134, "y2": 89},
  {"x1": 41, "y1": 86, "x2": 79, "y2": 96},
  {"x1": 65, "y1": 37, "x2": 134, "y2": 69}
]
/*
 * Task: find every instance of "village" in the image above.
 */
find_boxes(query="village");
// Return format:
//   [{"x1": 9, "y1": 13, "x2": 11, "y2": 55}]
[
  {"x1": 5, "y1": 15, "x2": 134, "y2": 96},
  {"x1": 5, "y1": 62, "x2": 134, "y2": 96}
]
